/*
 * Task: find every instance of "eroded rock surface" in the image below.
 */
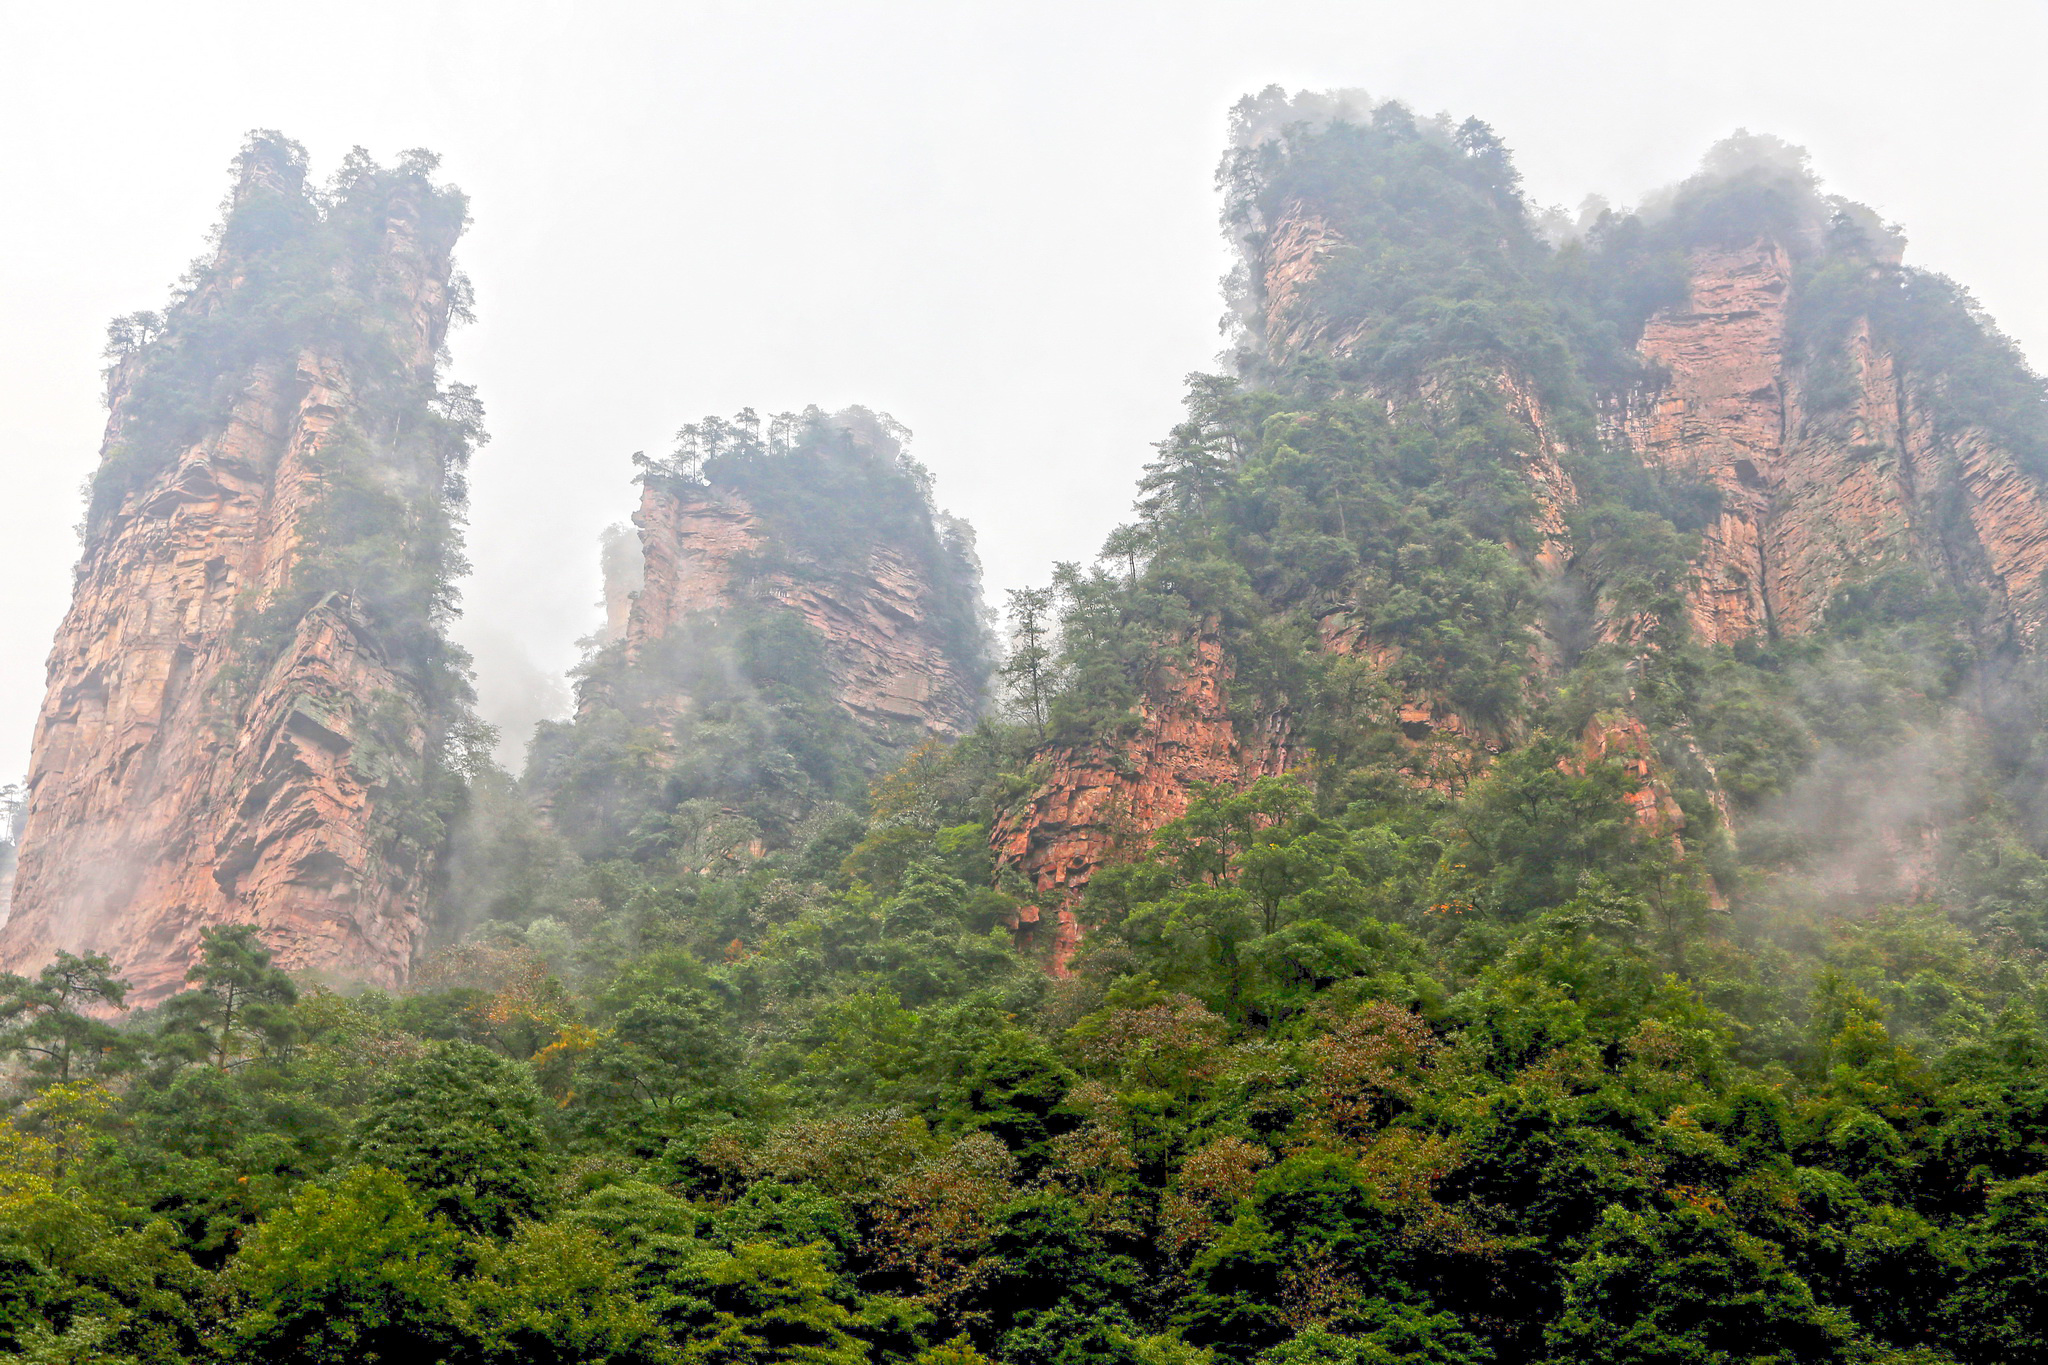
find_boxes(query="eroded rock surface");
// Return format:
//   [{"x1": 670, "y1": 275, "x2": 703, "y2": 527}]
[
  {"x1": 989, "y1": 629, "x2": 1294, "y2": 971},
  {"x1": 1621, "y1": 235, "x2": 2048, "y2": 646},
  {"x1": 623, "y1": 480, "x2": 983, "y2": 738},
  {"x1": 0, "y1": 145, "x2": 466, "y2": 1003}
]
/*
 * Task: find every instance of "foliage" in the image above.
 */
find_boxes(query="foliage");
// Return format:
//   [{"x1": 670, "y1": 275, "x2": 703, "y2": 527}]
[
  {"x1": 16, "y1": 91, "x2": 2048, "y2": 1365},
  {"x1": 156, "y1": 926, "x2": 300, "y2": 1071},
  {"x1": 0, "y1": 953, "x2": 133, "y2": 1086},
  {"x1": 349, "y1": 1040, "x2": 554, "y2": 1235},
  {"x1": 224, "y1": 1166, "x2": 461, "y2": 1364}
]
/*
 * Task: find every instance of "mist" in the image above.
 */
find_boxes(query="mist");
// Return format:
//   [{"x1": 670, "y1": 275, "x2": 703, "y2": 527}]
[{"x1": 4, "y1": 1, "x2": 2048, "y2": 780}]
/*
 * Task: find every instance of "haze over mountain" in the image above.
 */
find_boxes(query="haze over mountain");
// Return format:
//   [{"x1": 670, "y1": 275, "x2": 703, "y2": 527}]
[
  {"x1": 4, "y1": 1, "x2": 2047, "y2": 776},
  {"x1": 8, "y1": 9, "x2": 2048, "y2": 1364}
]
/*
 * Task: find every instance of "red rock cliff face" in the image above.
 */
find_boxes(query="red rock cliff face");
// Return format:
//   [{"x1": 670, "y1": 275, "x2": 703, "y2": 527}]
[
  {"x1": 989, "y1": 629, "x2": 1293, "y2": 969},
  {"x1": 623, "y1": 480, "x2": 982, "y2": 738},
  {"x1": 0, "y1": 147, "x2": 465, "y2": 1004},
  {"x1": 1619, "y1": 235, "x2": 2048, "y2": 646},
  {"x1": 993, "y1": 200, "x2": 1587, "y2": 934},
  {"x1": 1619, "y1": 239, "x2": 1793, "y2": 643}
]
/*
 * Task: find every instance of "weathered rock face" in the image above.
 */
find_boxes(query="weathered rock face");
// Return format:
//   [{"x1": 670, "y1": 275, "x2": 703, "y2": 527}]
[
  {"x1": 1259, "y1": 204, "x2": 1355, "y2": 362},
  {"x1": 623, "y1": 479, "x2": 982, "y2": 739},
  {"x1": 989, "y1": 629, "x2": 1293, "y2": 971},
  {"x1": 0, "y1": 142, "x2": 471, "y2": 1004},
  {"x1": 1619, "y1": 234, "x2": 2048, "y2": 647},
  {"x1": 1579, "y1": 711, "x2": 1689, "y2": 838},
  {"x1": 992, "y1": 190, "x2": 1598, "y2": 932},
  {"x1": 1619, "y1": 239, "x2": 1793, "y2": 642},
  {"x1": 992, "y1": 190, "x2": 1593, "y2": 926}
]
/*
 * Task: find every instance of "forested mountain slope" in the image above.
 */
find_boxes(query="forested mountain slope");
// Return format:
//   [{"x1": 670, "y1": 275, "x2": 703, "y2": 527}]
[
  {"x1": 999, "y1": 91, "x2": 2048, "y2": 952},
  {"x1": 8, "y1": 97, "x2": 2048, "y2": 1365}
]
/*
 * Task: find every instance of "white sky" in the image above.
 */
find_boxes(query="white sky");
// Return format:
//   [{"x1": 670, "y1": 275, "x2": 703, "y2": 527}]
[{"x1": 3, "y1": 0, "x2": 2045, "y2": 772}]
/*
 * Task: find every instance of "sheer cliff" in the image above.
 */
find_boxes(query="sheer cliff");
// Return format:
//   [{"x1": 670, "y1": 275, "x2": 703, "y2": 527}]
[
  {"x1": 13, "y1": 92, "x2": 2048, "y2": 1365},
  {"x1": 994, "y1": 93, "x2": 2048, "y2": 941},
  {"x1": 0, "y1": 136, "x2": 485, "y2": 1003},
  {"x1": 1617, "y1": 216, "x2": 2048, "y2": 652},
  {"x1": 628, "y1": 475, "x2": 981, "y2": 738},
  {"x1": 527, "y1": 407, "x2": 991, "y2": 863},
  {"x1": 992, "y1": 94, "x2": 1633, "y2": 943}
]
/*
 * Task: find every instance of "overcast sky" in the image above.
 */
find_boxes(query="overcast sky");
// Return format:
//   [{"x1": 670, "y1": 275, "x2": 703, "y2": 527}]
[{"x1": 3, "y1": 0, "x2": 2045, "y2": 773}]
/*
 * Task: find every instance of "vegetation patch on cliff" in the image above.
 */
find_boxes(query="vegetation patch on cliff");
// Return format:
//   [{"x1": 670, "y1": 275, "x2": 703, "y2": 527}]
[{"x1": 13, "y1": 95, "x2": 2048, "y2": 1365}]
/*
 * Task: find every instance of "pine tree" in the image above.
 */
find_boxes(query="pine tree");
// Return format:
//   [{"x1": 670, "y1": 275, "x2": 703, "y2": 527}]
[
  {"x1": 0, "y1": 950, "x2": 132, "y2": 1084},
  {"x1": 156, "y1": 925, "x2": 300, "y2": 1070}
]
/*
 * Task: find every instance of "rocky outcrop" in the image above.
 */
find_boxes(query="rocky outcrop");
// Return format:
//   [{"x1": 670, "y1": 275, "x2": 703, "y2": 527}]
[
  {"x1": 1619, "y1": 234, "x2": 2048, "y2": 647},
  {"x1": 0, "y1": 141, "x2": 470, "y2": 1004},
  {"x1": 1495, "y1": 368, "x2": 1583, "y2": 580},
  {"x1": 991, "y1": 196, "x2": 1586, "y2": 923},
  {"x1": 1259, "y1": 204, "x2": 1353, "y2": 360},
  {"x1": 621, "y1": 478, "x2": 982, "y2": 738},
  {"x1": 1594, "y1": 222, "x2": 2048, "y2": 900},
  {"x1": 990, "y1": 629, "x2": 1294, "y2": 970},
  {"x1": 1315, "y1": 610, "x2": 1503, "y2": 794},
  {"x1": 1579, "y1": 711, "x2": 1688, "y2": 837},
  {"x1": 1619, "y1": 239, "x2": 1793, "y2": 643}
]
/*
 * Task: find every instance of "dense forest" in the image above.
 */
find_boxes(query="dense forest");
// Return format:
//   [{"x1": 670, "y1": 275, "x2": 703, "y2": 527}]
[{"x1": 10, "y1": 94, "x2": 2048, "y2": 1365}]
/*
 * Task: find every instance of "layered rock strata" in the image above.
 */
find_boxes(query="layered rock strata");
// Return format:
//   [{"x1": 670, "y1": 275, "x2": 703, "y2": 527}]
[
  {"x1": 620, "y1": 479, "x2": 982, "y2": 738},
  {"x1": 0, "y1": 144, "x2": 468, "y2": 1003},
  {"x1": 1619, "y1": 234, "x2": 2048, "y2": 647}
]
